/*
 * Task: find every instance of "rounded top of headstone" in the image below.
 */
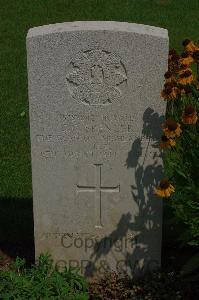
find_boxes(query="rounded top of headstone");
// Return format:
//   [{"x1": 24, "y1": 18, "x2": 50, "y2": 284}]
[{"x1": 27, "y1": 21, "x2": 168, "y2": 39}]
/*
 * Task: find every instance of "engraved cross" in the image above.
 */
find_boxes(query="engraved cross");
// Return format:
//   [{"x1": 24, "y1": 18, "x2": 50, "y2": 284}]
[{"x1": 76, "y1": 164, "x2": 120, "y2": 228}]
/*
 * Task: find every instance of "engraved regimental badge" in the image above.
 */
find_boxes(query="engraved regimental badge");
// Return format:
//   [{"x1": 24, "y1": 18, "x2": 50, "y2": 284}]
[{"x1": 66, "y1": 49, "x2": 127, "y2": 106}]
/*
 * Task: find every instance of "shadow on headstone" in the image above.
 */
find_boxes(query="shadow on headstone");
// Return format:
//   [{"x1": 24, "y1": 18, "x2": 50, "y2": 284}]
[{"x1": 85, "y1": 107, "x2": 165, "y2": 277}]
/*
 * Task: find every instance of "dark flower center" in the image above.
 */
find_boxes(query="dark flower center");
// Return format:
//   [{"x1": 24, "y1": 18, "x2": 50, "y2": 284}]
[
  {"x1": 192, "y1": 50, "x2": 199, "y2": 61},
  {"x1": 164, "y1": 82, "x2": 175, "y2": 89},
  {"x1": 165, "y1": 119, "x2": 178, "y2": 130},
  {"x1": 169, "y1": 49, "x2": 178, "y2": 56},
  {"x1": 163, "y1": 82, "x2": 175, "y2": 94},
  {"x1": 182, "y1": 39, "x2": 191, "y2": 47},
  {"x1": 180, "y1": 64, "x2": 188, "y2": 69},
  {"x1": 184, "y1": 105, "x2": 195, "y2": 115},
  {"x1": 179, "y1": 70, "x2": 192, "y2": 78},
  {"x1": 181, "y1": 52, "x2": 189, "y2": 58},
  {"x1": 164, "y1": 71, "x2": 172, "y2": 79},
  {"x1": 161, "y1": 135, "x2": 169, "y2": 142},
  {"x1": 160, "y1": 178, "x2": 170, "y2": 189},
  {"x1": 184, "y1": 70, "x2": 192, "y2": 77},
  {"x1": 171, "y1": 54, "x2": 180, "y2": 62},
  {"x1": 164, "y1": 86, "x2": 173, "y2": 94}
]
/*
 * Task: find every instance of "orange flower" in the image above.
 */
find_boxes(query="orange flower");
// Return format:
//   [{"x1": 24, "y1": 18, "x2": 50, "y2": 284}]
[
  {"x1": 154, "y1": 178, "x2": 175, "y2": 197},
  {"x1": 182, "y1": 39, "x2": 199, "y2": 53},
  {"x1": 164, "y1": 71, "x2": 176, "y2": 83},
  {"x1": 160, "y1": 135, "x2": 176, "y2": 148},
  {"x1": 179, "y1": 52, "x2": 194, "y2": 66},
  {"x1": 182, "y1": 104, "x2": 198, "y2": 124},
  {"x1": 168, "y1": 49, "x2": 180, "y2": 73},
  {"x1": 162, "y1": 119, "x2": 182, "y2": 138},
  {"x1": 177, "y1": 69, "x2": 194, "y2": 85},
  {"x1": 168, "y1": 51, "x2": 180, "y2": 63},
  {"x1": 178, "y1": 67, "x2": 192, "y2": 75},
  {"x1": 161, "y1": 82, "x2": 180, "y2": 100}
]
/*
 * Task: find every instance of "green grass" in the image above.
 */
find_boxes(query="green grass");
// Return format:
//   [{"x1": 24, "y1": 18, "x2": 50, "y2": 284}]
[{"x1": 1, "y1": 0, "x2": 199, "y2": 198}]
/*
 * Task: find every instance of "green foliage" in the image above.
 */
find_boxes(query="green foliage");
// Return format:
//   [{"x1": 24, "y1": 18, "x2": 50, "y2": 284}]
[
  {"x1": 162, "y1": 42, "x2": 199, "y2": 280},
  {"x1": 20, "y1": 111, "x2": 26, "y2": 117},
  {"x1": 164, "y1": 87, "x2": 199, "y2": 247},
  {"x1": 0, "y1": 253, "x2": 88, "y2": 300}
]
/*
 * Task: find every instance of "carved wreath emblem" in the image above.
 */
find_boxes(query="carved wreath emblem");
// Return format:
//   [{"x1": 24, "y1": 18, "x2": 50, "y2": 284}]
[{"x1": 66, "y1": 49, "x2": 127, "y2": 106}]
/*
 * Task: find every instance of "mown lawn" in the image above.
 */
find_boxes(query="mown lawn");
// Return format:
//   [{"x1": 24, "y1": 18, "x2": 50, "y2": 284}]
[{"x1": 1, "y1": 0, "x2": 199, "y2": 198}]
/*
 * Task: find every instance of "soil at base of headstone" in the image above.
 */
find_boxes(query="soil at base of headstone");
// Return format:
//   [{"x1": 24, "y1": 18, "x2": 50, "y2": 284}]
[{"x1": 88, "y1": 271, "x2": 199, "y2": 300}]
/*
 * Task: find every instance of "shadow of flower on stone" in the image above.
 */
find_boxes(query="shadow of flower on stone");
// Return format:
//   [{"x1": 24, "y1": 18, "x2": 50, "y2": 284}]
[{"x1": 84, "y1": 107, "x2": 164, "y2": 278}]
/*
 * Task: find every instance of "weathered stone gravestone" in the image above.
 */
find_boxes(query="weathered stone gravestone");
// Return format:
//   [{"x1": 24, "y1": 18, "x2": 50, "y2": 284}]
[{"x1": 27, "y1": 21, "x2": 168, "y2": 277}]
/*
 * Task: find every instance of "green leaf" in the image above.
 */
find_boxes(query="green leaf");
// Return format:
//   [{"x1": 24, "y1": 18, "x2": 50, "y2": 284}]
[
  {"x1": 20, "y1": 111, "x2": 26, "y2": 117},
  {"x1": 175, "y1": 169, "x2": 188, "y2": 179},
  {"x1": 188, "y1": 240, "x2": 199, "y2": 246}
]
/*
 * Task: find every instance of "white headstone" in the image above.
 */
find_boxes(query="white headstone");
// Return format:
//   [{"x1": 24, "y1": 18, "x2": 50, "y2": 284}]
[{"x1": 27, "y1": 21, "x2": 168, "y2": 277}]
